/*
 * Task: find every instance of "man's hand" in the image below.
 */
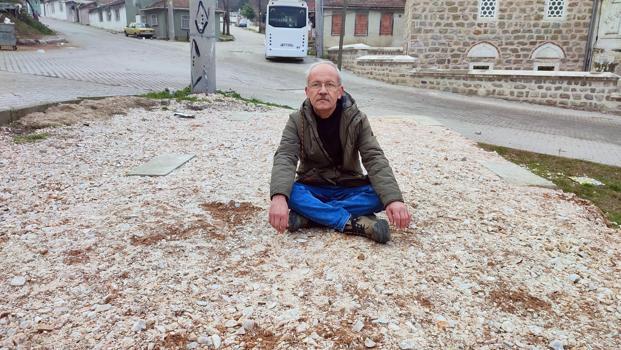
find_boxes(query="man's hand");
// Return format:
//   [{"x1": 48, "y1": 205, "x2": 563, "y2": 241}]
[
  {"x1": 385, "y1": 201, "x2": 411, "y2": 230},
  {"x1": 269, "y1": 194, "x2": 289, "y2": 233}
]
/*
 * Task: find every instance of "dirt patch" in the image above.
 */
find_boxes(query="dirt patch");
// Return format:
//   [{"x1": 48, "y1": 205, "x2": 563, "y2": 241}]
[
  {"x1": 489, "y1": 287, "x2": 551, "y2": 315},
  {"x1": 200, "y1": 201, "x2": 262, "y2": 227},
  {"x1": 14, "y1": 97, "x2": 159, "y2": 130},
  {"x1": 63, "y1": 248, "x2": 91, "y2": 265},
  {"x1": 130, "y1": 220, "x2": 216, "y2": 246},
  {"x1": 158, "y1": 332, "x2": 188, "y2": 349},
  {"x1": 314, "y1": 319, "x2": 379, "y2": 348},
  {"x1": 238, "y1": 327, "x2": 281, "y2": 348},
  {"x1": 547, "y1": 290, "x2": 601, "y2": 320},
  {"x1": 413, "y1": 294, "x2": 433, "y2": 309}
]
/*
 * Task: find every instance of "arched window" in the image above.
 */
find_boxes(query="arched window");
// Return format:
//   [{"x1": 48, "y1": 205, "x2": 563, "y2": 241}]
[
  {"x1": 466, "y1": 42, "x2": 500, "y2": 70},
  {"x1": 531, "y1": 43, "x2": 565, "y2": 71}
]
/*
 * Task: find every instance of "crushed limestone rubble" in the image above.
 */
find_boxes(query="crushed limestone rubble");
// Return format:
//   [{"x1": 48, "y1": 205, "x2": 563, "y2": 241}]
[{"x1": 0, "y1": 94, "x2": 619, "y2": 348}]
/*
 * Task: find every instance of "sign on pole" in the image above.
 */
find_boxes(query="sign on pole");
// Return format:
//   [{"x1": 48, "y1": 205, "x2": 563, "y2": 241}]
[{"x1": 190, "y1": 0, "x2": 216, "y2": 93}]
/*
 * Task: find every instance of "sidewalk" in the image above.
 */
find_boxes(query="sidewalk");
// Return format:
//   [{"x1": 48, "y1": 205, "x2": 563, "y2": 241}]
[{"x1": 1, "y1": 95, "x2": 619, "y2": 348}]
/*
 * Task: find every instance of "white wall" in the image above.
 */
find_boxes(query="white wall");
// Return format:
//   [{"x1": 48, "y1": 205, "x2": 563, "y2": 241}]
[
  {"x1": 88, "y1": 5, "x2": 127, "y2": 32},
  {"x1": 43, "y1": 0, "x2": 69, "y2": 21}
]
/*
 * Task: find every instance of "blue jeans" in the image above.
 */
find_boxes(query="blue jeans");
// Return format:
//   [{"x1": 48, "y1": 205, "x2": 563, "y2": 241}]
[{"x1": 288, "y1": 182, "x2": 384, "y2": 231}]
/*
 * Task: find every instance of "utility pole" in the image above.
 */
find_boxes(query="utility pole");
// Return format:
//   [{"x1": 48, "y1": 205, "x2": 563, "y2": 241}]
[
  {"x1": 315, "y1": 0, "x2": 323, "y2": 58},
  {"x1": 167, "y1": 0, "x2": 175, "y2": 40},
  {"x1": 337, "y1": 0, "x2": 347, "y2": 70},
  {"x1": 190, "y1": 0, "x2": 217, "y2": 93},
  {"x1": 258, "y1": 0, "x2": 264, "y2": 33}
]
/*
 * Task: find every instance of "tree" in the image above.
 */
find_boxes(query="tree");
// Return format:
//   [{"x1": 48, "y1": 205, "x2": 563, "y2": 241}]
[
  {"x1": 240, "y1": 4, "x2": 255, "y2": 21},
  {"x1": 221, "y1": 0, "x2": 230, "y2": 35}
]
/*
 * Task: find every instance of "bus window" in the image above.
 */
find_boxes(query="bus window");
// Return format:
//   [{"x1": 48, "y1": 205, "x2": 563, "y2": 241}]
[{"x1": 268, "y1": 6, "x2": 307, "y2": 28}]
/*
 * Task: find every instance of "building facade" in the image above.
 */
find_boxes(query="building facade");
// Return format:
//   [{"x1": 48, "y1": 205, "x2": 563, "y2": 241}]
[
  {"x1": 307, "y1": 0, "x2": 405, "y2": 50},
  {"x1": 88, "y1": 0, "x2": 127, "y2": 31},
  {"x1": 404, "y1": 0, "x2": 596, "y2": 71},
  {"x1": 43, "y1": 0, "x2": 71, "y2": 20},
  {"x1": 593, "y1": 0, "x2": 621, "y2": 74},
  {"x1": 141, "y1": 0, "x2": 190, "y2": 40},
  {"x1": 140, "y1": 0, "x2": 221, "y2": 40}
]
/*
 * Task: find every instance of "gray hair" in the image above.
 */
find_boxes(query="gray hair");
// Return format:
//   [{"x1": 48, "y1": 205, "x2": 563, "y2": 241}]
[{"x1": 305, "y1": 61, "x2": 342, "y2": 85}]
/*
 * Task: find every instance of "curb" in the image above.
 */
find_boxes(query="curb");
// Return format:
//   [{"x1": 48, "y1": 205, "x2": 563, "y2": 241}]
[
  {"x1": 0, "y1": 96, "x2": 112, "y2": 126},
  {"x1": 17, "y1": 36, "x2": 68, "y2": 46}
]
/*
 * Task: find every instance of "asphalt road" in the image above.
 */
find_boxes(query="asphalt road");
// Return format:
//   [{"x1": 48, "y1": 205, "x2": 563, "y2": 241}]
[{"x1": 2, "y1": 18, "x2": 620, "y2": 165}]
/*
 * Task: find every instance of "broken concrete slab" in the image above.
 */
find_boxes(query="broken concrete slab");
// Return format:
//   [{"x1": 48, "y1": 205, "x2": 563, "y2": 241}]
[
  {"x1": 127, "y1": 154, "x2": 195, "y2": 176},
  {"x1": 480, "y1": 160, "x2": 556, "y2": 188},
  {"x1": 411, "y1": 115, "x2": 444, "y2": 126},
  {"x1": 569, "y1": 176, "x2": 604, "y2": 186}
]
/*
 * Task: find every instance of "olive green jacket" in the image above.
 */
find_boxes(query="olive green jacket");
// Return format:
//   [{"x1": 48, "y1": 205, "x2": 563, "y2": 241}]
[{"x1": 270, "y1": 93, "x2": 403, "y2": 207}]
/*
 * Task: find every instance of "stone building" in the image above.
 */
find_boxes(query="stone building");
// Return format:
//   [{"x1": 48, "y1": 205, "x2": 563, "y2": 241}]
[
  {"x1": 593, "y1": 0, "x2": 621, "y2": 74},
  {"x1": 404, "y1": 0, "x2": 596, "y2": 72}
]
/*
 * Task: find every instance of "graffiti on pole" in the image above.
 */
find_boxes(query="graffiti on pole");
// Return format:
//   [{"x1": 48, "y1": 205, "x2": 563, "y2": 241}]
[{"x1": 190, "y1": 0, "x2": 216, "y2": 93}]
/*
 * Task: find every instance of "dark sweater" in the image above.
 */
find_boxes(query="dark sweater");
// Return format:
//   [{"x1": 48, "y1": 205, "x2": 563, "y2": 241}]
[{"x1": 314, "y1": 100, "x2": 343, "y2": 166}]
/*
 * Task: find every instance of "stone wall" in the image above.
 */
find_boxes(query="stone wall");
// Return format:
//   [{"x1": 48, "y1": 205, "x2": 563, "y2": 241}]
[
  {"x1": 350, "y1": 57, "x2": 415, "y2": 85},
  {"x1": 409, "y1": 70, "x2": 620, "y2": 113},
  {"x1": 327, "y1": 44, "x2": 404, "y2": 69},
  {"x1": 329, "y1": 44, "x2": 621, "y2": 114},
  {"x1": 405, "y1": 0, "x2": 594, "y2": 71}
]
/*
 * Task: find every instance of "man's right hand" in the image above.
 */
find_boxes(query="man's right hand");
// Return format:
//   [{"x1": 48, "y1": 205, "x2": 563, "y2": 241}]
[{"x1": 269, "y1": 194, "x2": 289, "y2": 233}]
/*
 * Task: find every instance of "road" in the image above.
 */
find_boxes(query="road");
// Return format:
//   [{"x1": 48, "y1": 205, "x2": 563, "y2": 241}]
[{"x1": 2, "y1": 18, "x2": 621, "y2": 166}]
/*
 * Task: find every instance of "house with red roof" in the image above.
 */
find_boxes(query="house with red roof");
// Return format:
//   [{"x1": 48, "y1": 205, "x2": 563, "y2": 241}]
[{"x1": 309, "y1": 0, "x2": 406, "y2": 51}]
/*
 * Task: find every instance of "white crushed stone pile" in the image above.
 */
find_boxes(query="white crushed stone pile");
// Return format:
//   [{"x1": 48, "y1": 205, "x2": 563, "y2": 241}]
[{"x1": 0, "y1": 95, "x2": 620, "y2": 349}]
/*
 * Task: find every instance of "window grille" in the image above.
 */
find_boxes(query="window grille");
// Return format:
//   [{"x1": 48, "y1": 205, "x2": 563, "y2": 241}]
[
  {"x1": 331, "y1": 13, "x2": 343, "y2": 36},
  {"x1": 545, "y1": 0, "x2": 565, "y2": 19},
  {"x1": 114, "y1": 8, "x2": 120, "y2": 21},
  {"x1": 478, "y1": 0, "x2": 497, "y2": 19},
  {"x1": 379, "y1": 13, "x2": 393, "y2": 36},
  {"x1": 354, "y1": 13, "x2": 368, "y2": 36},
  {"x1": 181, "y1": 15, "x2": 189, "y2": 30},
  {"x1": 151, "y1": 14, "x2": 158, "y2": 26}
]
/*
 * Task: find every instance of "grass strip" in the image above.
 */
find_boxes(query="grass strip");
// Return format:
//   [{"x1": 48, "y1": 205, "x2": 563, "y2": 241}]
[
  {"x1": 142, "y1": 86, "x2": 198, "y2": 102},
  {"x1": 479, "y1": 143, "x2": 621, "y2": 228},
  {"x1": 217, "y1": 90, "x2": 293, "y2": 109},
  {"x1": 14, "y1": 132, "x2": 49, "y2": 144}
]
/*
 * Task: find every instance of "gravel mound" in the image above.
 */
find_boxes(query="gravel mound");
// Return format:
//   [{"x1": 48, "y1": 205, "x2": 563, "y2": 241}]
[{"x1": 0, "y1": 95, "x2": 619, "y2": 348}]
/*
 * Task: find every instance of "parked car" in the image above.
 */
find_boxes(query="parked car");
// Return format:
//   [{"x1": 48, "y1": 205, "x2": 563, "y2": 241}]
[
  {"x1": 124, "y1": 23, "x2": 155, "y2": 38},
  {"x1": 238, "y1": 18, "x2": 248, "y2": 28}
]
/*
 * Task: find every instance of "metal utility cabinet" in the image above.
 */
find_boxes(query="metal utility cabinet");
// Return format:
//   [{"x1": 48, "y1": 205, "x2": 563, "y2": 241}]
[{"x1": 0, "y1": 23, "x2": 17, "y2": 51}]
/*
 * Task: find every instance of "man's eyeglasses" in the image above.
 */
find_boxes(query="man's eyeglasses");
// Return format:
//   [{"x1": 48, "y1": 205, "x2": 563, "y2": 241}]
[{"x1": 308, "y1": 81, "x2": 340, "y2": 91}]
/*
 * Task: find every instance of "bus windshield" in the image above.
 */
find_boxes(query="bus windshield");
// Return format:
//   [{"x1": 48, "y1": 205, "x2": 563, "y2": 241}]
[{"x1": 268, "y1": 6, "x2": 307, "y2": 28}]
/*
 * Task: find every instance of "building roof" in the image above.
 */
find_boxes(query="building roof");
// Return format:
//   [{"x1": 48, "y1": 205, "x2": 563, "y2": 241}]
[
  {"x1": 308, "y1": 0, "x2": 405, "y2": 10},
  {"x1": 88, "y1": 0, "x2": 124, "y2": 12},
  {"x1": 142, "y1": 0, "x2": 188, "y2": 10}
]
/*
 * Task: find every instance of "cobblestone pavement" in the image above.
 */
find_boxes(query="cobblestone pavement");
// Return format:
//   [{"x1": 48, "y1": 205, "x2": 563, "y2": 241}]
[
  {"x1": 2, "y1": 18, "x2": 621, "y2": 166},
  {"x1": 0, "y1": 18, "x2": 187, "y2": 98}
]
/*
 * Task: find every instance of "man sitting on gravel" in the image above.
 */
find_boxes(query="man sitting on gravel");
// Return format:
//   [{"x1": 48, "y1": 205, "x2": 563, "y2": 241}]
[{"x1": 268, "y1": 61, "x2": 411, "y2": 243}]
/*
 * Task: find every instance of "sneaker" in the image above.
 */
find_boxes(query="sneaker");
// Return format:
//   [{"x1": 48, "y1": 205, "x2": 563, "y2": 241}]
[
  {"x1": 344, "y1": 215, "x2": 391, "y2": 244},
  {"x1": 288, "y1": 211, "x2": 312, "y2": 232}
]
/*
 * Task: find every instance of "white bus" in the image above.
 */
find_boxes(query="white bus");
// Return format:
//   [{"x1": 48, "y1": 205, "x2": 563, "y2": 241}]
[{"x1": 265, "y1": 0, "x2": 309, "y2": 60}]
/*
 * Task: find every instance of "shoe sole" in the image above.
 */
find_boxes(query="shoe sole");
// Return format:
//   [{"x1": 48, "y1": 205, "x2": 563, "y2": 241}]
[{"x1": 373, "y1": 219, "x2": 391, "y2": 244}]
